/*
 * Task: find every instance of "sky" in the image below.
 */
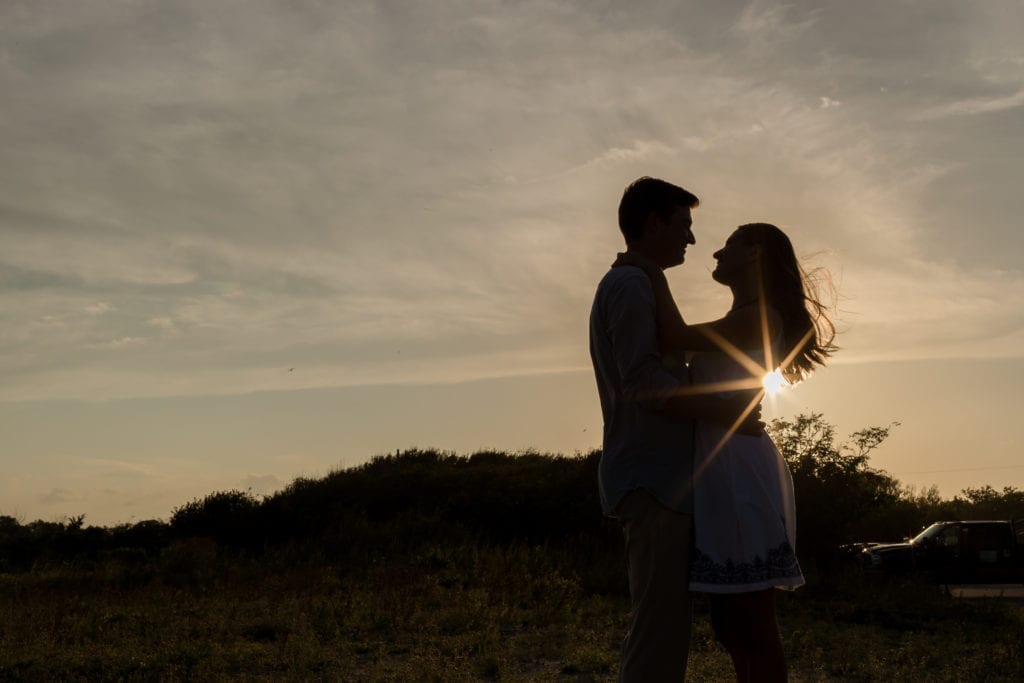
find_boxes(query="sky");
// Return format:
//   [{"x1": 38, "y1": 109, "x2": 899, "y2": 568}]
[{"x1": 2, "y1": 0, "x2": 1023, "y2": 525}]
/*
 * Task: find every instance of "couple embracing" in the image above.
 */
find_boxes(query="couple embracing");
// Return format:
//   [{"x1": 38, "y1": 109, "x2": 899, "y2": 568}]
[{"x1": 589, "y1": 177, "x2": 836, "y2": 682}]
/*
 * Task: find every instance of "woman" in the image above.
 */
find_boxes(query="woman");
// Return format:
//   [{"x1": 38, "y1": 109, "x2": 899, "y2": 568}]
[{"x1": 616, "y1": 222, "x2": 836, "y2": 682}]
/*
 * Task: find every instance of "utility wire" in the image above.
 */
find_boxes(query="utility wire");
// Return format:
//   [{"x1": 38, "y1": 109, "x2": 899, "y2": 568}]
[{"x1": 894, "y1": 464, "x2": 1024, "y2": 475}]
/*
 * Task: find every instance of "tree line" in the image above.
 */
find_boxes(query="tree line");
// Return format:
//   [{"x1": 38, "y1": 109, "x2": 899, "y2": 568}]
[{"x1": 1, "y1": 413, "x2": 1022, "y2": 587}]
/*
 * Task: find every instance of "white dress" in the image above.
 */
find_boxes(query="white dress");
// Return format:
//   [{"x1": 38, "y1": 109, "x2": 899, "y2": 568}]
[{"x1": 688, "y1": 344, "x2": 805, "y2": 593}]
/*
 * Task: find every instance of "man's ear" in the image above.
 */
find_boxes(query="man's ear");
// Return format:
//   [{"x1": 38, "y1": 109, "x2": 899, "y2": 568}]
[{"x1": 642, "y1": 211, "x2": 662, "y2": 238}]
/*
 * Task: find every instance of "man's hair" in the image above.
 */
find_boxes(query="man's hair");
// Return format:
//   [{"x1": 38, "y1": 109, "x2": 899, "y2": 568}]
[{"x1": 618, "y1": 176, "x2": 699, "y2": 243}]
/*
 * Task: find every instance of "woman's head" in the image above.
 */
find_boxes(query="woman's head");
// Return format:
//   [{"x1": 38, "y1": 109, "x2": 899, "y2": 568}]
[{"x1": 726, "y1": 223, "x2": 837, "y2": 381}]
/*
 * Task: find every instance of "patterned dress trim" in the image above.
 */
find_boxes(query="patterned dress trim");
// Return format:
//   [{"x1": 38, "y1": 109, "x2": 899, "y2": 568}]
[{"x1": 691, "y1": 539, "x2": 802, "y2": 587}]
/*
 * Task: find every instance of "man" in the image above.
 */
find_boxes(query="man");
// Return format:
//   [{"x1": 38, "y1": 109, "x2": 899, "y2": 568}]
[{"x1": 589, "y1": 177, "x2": 756, "y2": 681}]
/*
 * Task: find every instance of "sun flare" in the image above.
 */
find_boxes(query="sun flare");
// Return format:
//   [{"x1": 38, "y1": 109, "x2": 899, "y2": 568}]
[{"x1": 762, "y1": 369, "x2": 786, "y2": 396}]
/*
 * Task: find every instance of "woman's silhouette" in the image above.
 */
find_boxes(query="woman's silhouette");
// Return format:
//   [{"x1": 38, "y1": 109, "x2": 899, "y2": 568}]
[{"x1": 616, "y1": 222, "x2": 836, "y2": 682}]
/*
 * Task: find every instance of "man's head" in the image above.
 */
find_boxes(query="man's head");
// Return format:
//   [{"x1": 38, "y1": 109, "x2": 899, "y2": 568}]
[{"x1": 618, "y1": 177, "x2": 699, "y2": 269}]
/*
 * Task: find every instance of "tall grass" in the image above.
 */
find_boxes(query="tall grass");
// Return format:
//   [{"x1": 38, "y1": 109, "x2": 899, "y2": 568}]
[{"x1": 2, "y1": 547, "x2": 1023, "y2": 680}]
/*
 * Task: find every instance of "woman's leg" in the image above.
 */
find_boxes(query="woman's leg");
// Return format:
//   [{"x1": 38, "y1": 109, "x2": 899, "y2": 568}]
[
  {"x1": 710, "y1": 590, "x2": 787, "y2": 683},
  {"x1": 738, "y1": 590, "x2": 787, "y2": 682},
  {"x1": 710, "y1": 594, "x2": 750, "y2": 681}
]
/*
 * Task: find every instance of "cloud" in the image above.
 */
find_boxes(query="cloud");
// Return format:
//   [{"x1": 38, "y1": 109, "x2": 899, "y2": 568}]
[
  {"x1": 578, "y1": 140, "x2": 677, "y2": 171},
  {"x1": 0, "y1": 0, "x2": 1021, "y2": 403},
  {"x1": 837, "y1": 259, "x2": 1024, "y2": 363},
  {"x1": 78, "y1": 458, "x2": 167, "y2": 477},
  {"x1": 83, "y1": 302, "x2": 114, "y2": 314},
  {"x1": 38, "y1": 488, "x2": 78, "y2": 505},
  {"x1": 96, "y1": 337, "x2": 148, "y2": 349},
  {"x1": 914, "y1": 88, "x2": 1024, "y2": 120},
  {"x1": 732, "y1": 1, "x2": 822, "y2": 45},
  {"x1": 147, "y1": 316, "x2": 176, "y2": 330}
]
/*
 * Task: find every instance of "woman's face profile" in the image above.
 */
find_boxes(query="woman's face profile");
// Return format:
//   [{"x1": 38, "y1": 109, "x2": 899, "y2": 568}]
[{"x1": 711, "y1": 230, "x2": 754, "y2": 285}]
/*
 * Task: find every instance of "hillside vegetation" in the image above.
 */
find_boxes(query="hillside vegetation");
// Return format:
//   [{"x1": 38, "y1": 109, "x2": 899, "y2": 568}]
[
  {"x1": 2, "y1": 413, "x2": 1024, "y2": 679},
  {"x1": 3, "y1": 413, "x2": 1021, "y2": 578}
]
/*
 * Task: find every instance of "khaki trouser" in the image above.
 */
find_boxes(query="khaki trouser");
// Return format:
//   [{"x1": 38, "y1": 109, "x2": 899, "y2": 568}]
[{"x1": 616, "y1": 489, "x2": 693, "y2": 682}]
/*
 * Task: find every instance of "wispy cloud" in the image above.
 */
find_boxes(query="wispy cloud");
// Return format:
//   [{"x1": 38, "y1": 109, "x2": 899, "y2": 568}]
[
  {"x1": 837, "y1": 259, "x2": 1024, "y2": 362},
  {"x1": 78, "y1": 458, "x2": 170, "y2": 478},
  {"x1": 914, "y1": 88, "x2": 1024, "y2": 120},
  {"x1": 93, "y1": 337, "x2": 148, "y2": 349},
  {"x1": 732, "y1": 1, "x2": 822, "y2": 44},
  {"x1": 0, "y1": 0, "x2": 1022, "y2": 405},
  {"x1": 38, "y1": 488, "x2": 78, "y2": 505},
  {"x1": 83, "y1": 302, "x2": 115, "y2": 315}
]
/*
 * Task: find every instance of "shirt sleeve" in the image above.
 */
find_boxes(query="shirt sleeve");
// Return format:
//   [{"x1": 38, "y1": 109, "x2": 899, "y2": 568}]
[{"x1": 603, "y1": 269, "x2": 683, "y2": 410}]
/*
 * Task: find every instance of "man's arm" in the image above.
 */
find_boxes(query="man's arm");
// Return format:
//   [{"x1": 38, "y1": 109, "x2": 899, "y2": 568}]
[
  {"x1": 602, "y1": 269, "x2": 684, "y2": 411},
  {"x1": 661, "y1": 390, "x2": 764, "y2": 436}
]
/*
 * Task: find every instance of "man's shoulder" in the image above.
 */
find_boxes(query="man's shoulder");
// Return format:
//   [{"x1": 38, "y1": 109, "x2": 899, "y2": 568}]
[
  {"x1": 596, "y1": 265, "x2": 650, "y2": 293},
  {"x1": 592, "y1": 267, "x2": 656, "y2": 324}
]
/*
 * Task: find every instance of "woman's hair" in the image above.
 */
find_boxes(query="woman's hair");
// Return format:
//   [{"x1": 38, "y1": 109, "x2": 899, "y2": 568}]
[{"x1": 734, "y1": 223, "x2": 837, "y2": 382}]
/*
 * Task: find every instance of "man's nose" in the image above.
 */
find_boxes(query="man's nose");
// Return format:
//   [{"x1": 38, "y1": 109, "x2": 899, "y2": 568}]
[{"x1": 687, "y1": 230, "x2": 696, "y2": 245}]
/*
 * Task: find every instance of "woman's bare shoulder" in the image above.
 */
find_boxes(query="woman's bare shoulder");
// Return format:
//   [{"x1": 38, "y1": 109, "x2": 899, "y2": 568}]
[{"x1": 722, "y1": 303, "x2": 783, "y2": 345}]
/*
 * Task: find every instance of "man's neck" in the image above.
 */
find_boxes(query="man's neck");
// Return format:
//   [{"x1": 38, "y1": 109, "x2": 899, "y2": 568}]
[{"x1": 624, "y1": 245, "x2": 665, "y2": 270}]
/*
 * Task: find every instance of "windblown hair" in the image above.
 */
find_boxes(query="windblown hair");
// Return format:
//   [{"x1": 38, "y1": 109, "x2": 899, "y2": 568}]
[
  {"x1": 618, "y1": 176, "x2": 700, "y2": 243},
  {"x1": 735, "y1": 223, "x2": 837, "y2": 382}
]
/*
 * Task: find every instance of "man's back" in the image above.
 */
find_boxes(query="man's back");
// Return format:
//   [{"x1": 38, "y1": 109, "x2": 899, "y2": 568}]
[{"x1": 589, "y1": 266, "x2": 694, "y2": 517}]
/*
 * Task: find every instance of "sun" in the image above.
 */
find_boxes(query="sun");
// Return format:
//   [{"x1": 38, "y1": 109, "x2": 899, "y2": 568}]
[{"x1": 762, "y1": 369, "x2": 787, "y2": 396}]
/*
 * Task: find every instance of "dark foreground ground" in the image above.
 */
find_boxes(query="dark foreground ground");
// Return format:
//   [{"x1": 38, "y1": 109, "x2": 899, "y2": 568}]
[{"x1": 2, "y1": 544, "x2": 1023, "y2": 681}]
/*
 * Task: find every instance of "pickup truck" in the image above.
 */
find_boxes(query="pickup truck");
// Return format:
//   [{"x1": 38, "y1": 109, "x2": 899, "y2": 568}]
[{"x1": 859, "y1": 520, "x2": 1024, "y2": 583}]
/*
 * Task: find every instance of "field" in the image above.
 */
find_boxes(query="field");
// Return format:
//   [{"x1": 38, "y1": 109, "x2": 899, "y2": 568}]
[
  {"x1": 4, "y1": 439, "x2": 1024, "y2": 680},
  {"x1": 3, "y1": 543, "x2": 1023, "y2": 681}
]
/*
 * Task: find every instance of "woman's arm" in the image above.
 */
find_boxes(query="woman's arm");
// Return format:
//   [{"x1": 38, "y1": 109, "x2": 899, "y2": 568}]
[
  {"x1": 661, "y1": 388, "x2": 765, "y2": 436},
  {"x1": 612, "y1": 253, "x2": 781, "y2": 353}
]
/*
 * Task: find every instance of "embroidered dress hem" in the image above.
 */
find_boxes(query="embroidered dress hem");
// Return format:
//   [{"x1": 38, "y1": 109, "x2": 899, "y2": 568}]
[
  {"x1": 690, "y1": 578, "x2": 805, "y2": 594},
  {"x1": 689, "y1": 541, "x2": 804, "y2": 593}
]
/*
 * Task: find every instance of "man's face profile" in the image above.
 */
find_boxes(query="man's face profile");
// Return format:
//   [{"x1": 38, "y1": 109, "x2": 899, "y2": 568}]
[{"x1": 650, "y1": 206, "x2": 695, "y2": 268}]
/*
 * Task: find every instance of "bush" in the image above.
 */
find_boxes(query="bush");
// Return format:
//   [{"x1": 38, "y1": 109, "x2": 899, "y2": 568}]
[{"x1": 170, "y1": 490, "x2": 262, "y2": 549}]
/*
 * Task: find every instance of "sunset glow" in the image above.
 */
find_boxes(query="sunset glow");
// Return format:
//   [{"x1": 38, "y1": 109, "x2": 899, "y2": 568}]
[
  {"x1": 1, "y1": 2, "x2": 1022, "y2": 525},
  {"x1": 763, "y1": 369, "x2": 786, "y2": 397}
]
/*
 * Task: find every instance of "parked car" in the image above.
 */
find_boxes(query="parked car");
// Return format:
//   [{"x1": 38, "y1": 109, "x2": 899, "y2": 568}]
[{"x1": 859, "y1": 520, "x2": 1024, "y2": 583}]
